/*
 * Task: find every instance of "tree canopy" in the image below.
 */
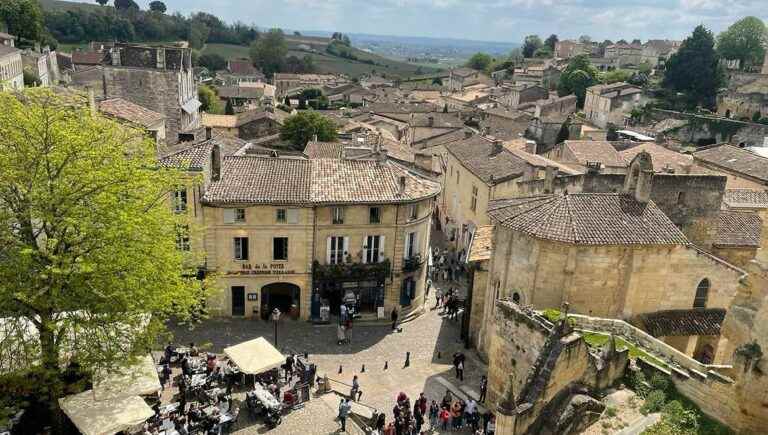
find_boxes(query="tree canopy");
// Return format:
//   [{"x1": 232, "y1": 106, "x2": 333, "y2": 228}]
[
  {"x1": 0, "y1": 89, "x2": 205, "y2": 426},
  {"x1": 716, "y1": 17, "x2": 768, "y2": 70},
  {"x1": 663, "y1": 25, "x2": 724, "y2": 109},
  {"x1": 198, "y1": 53, "x2": 226, "y2": 71},
  {"x1": 250, "y1": 28, "x2": 288, "y2": 78},
  {"x1": 545, "y1": 34, "x2": 559, "y2": 51},
  {"x1": 114, "y1": 0, "x2": 139, "y2": 10},
  {"x1": 523, "y1": 35, "x2": 543, "y2": 58},
  {"x1": 280, "y1": 111, "x2": 338, "y2": 149},
  {"x1": 148, "y1": 1, "x2": 167, "y2": 14},
  {"x1": 557, "y1": 55, "x2": 599, "y2": 107},
  {"x1": 0, "y1": 0, "x2": 44, "y2": 42},
  {"x1": 198, "y1": 85, "x2": 222, "y2": 114},
  {"x1": 466, "y1": 52, "x2": 493, "y2": 72}
]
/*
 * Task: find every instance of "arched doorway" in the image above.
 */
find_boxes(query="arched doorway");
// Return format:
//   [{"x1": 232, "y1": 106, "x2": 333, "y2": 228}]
[{"x1": 261, "y1": 282, "x2": 300, "y2": 320}]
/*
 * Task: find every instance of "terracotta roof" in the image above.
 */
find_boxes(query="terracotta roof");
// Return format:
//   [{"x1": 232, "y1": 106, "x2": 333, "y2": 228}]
[
  {"x1": 619, "y1": 142, "x2": 693, "y2": 173},
  {"x1": 693, "y1": 144, "x2": 768, "y2": 184},
  {"x1": 202, "y1": 157, "x2": 441, "y2": 205},
  {"x1": 588, "y1": 82, "x2": 642, "y2": 98},
  {"x1": 562, "y1": 140, "x2": 626, "y2": 167},
  {"x1": 158, "y1": 136, "x2": 247, "y2": 170},
  {"x1": 723, "y1": 189, "x2": 768, "y2": 209},
  {"x1": 99, "y1": 98, "x2": 165, "y2": 128},
  {"x1": 506, "y1": 148, "x2": 582, "y2": 175},
  {"x1": 714, "y1": 211, "x2": 762, "y2": 247},
  {"x1": 216, "y1": 86, "x2": 263, "y2": 99},
  {"x1": 488, "y1": 194, "x2": 689, "y2": 245},
  {"x1": 452, "y1": 67, "x2": 480, "y2": 78},
  {"x1": 0, "y1": 44, "x2": 19, "y2": 57},
  {"x1": 637, "y1": 309, "x2": 726, "y2": 337},
  {"x1": 468, "y1": 225, "x2": 494, "y2": 262},
  {"x1": 446, "y1": 136, "x2": 529, "y2": 185},
  {"x1": 304, "y1": 141, "x2": 343, "y2": 159},
  {"x1": 72, "y1": 51, "x2": 104, "y2": 65},
  {"x1": 227, "y1": 59, "x2": 259, "y2": 76},
  {"x1": 202, "y1": 111, "x2": 275, "y2": 129},
  {"x1": 410, "y1": 113, "x2": 463, "y2": 128}
]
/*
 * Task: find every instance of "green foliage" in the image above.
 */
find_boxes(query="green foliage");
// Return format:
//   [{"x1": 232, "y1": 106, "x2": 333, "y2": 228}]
[
  {"x1": 0, "y1": 89, "x2": 206, "y2": 423},
  {"x1": 641, "y1": 390, "x2": 667, "y2": 414},
  {"x1": 331, "y1": 32, "x2": 351, "y2": 46},
  {"x1": 716, "y1": 17, "x2": 767, "y2": 70},
  {"x1": 545, "y1": 34, "x2": 558, "y2": 51},
  {"x1": 280, "y1": 111, "x2": 338, "y2": 149},
  {"x1": 523, "y1": 34, "x2": 543, "y2": 58},
  {"x1": 114, "y1": 0, "x2": 139, "y2": 10},
  {"x1": 601, "y1": 69, "x2": 633, "y2": 84},
  {"x1": 22, "y1": 69, "x2": 41, "y2": 87},
  {"x1": 148, "y1": 1, "x2": 166, "y2": 13},
  {"x1": 638, "y1": 61, "x2": 653, "y2": 74},
  {"x1": 534, "y1": 46, "x2": 553, "y2": 58},
  {"x1": 197, "y1": 85, "x2": 222, "y2": 114},
  {"x1": 466, "y1": 52, "x2": 493, "y2": 72},
  {"x1": 541, "y1": 308, "x2": 562, "y2": 323},
  {"x1": 250, "y1": 28, "x2": 288, "y2": 78},
  {"x1": 224, "y1": 99, "x2": 234, "y2": 115},
  {"x1": 604, "y1": 406, "x2": 617, "y2": 418},
  {"x1": 198, "y1": 53, "x2": 226, "y2": 71},
  {"x1": 95, "y1": 0, "x2": 109, "y2": 5},
  {"x1": 432, "y1": 77, "x2": 443, "y2": 86},
  {"x1": 0, "y1": 0, "x2": 44, "y2": 42},
  {"x1": 606, "y1": 123, "x2": 619, "y2": 141},
  {"x1": 752, "y1": 111, "x2": 762, "y2": 123},
  {"x1": 300, "y1": 88, "x2": 322, "y2": 100},
  {"x1": 662, "y1": 25, "x2": 724, "y2": 110},
  {"x1": 556, "y1": 118, "x2": 571, "y2": 144},
  {"x1": 557, "y1": 55, "x2": 599, "y2": 107}
]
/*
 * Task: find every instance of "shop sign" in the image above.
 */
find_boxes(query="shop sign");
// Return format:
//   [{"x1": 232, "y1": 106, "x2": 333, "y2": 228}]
[{"x1": 231, "y1": 263, "x2": 297, "y2": 275}]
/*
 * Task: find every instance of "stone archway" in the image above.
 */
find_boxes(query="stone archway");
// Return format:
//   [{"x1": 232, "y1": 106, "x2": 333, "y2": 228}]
[{"x1": 261, "y1": 282, "x2": 301, "y2": 319}]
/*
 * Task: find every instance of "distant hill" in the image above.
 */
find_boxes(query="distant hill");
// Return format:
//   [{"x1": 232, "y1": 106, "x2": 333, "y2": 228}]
[{"x1": 39, "y1": 0, "x2": 102, "y2": 12}]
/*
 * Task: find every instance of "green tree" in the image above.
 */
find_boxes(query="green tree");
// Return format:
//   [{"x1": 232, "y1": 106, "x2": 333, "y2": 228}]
[
  {"x1": 523, "y1": 35, "x2": 543, "y2": 58},
  {"x1": 432, "y1": 77, "x2": 443, "y2": 86},
  {"x1": 545, "y1": 34, "x2": 559, "y2": 51},
  {"x1": 280, "y1": 111, "x2": 338, "y2": 148},
  {"x1": 557, "y1": 54, "x2": 599, "y2": 107},
  {"x1": 0, "y1": 89, "x2": 204, "y2": 427},
  {"x1": 601, "y1": 69, "x2": 633, "y2": 84},
  {"x1": 466, "y1": 52, "x2": 492, "y2": 71},
  {"x1": 188, "y1": 24, "x2": 210, "y2": 50},
  {"x1": 224, "y1": 99, "x2": 235, "y2": 115},
  {"x1": 716, "y1": 17, "x2": 768, "y2": 70},
  {"x1": 198, "y1": 53, "x2": 226, "y2": 71},
  {"x1": 534, "y1": 46, "x2": 553, "y2": 58},
  {"x1": 95, "y1": 0, "x2": 109, "y2": 5},
  {"x1": 148, "y1": 1, "x2": 167, "y2": 13},
  {"x1": 250, "y1": 28, "x2": 288, "y2": 78},
  {"x1": 0, "y1": 0, "x2": 44, "y2": 42},
  {"x1": 556, "y1": 117, "x2": 571, "y2": 144},
  {"x1": 663, "y1": 25, "x2": 724, "y2": 110},
  {"x1": 606, "y1": 123, "x2": 619, "y2": 141},
  {"x1": 198, "y1": 85, "x2": 222, "y2": 114},
  {"x1": 114, "y1": 0, "x2": 139, "y2": 11},
  {"x1": 23, "y1": 69, "x2": 40, "y2": 87}
]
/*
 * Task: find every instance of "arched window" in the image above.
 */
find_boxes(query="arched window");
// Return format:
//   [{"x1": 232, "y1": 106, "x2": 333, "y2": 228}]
[
  {"x1": 694, "y1": 279, "x2": 710, "y2": 309},
  {"x1": 512, "y1": 292, "x2": 521, "y2": 304}
]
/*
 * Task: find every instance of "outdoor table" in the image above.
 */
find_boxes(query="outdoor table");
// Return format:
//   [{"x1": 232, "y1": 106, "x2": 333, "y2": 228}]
[
  {"x1": 160, "y1": 419, "x2": 175, "y2": 431},
  {"x1": 201, "y1": 405, "x2": 218, "y2": 417},
  {"x1": 175, "y1": 347, "x2": 190, "y2": 357},
  {"x1": 160, "y1": 402, "x2": 180, "y2": 415},
  {"x1": 219, "y1": 413, "x2": 234, "y2": 424},
  {"x1": 250, "y1": 384, "x2": 281, "y2": 409},
  {"x1": 190, "y1": 374, "x2": 207, "y2": 388}
]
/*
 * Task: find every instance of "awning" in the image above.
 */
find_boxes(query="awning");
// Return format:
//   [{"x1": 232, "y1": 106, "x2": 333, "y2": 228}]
[
  {"x1": 181, "y1": 98, "x2": 202, "y2": 114},
  {"x1": 93, "y1": 354, "x2": 161, "y2": 401},
  {"x1": 224, "y1": 337, "x2": 284, "y2": 375},
  {"x1": 59, "y1": 391, "x2": 154, "y2": 435}
]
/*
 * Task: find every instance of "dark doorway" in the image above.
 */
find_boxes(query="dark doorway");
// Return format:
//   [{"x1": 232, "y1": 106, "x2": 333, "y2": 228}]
[
  {"x1": 261, "y1": 282, "x2": 300, "y2": 319},
  {"x1": 231, "y1": 286, "x2": 245, "y2": 316},
  {"x1": 400, "y1": 277, "x2": 415, "y2": 306}
]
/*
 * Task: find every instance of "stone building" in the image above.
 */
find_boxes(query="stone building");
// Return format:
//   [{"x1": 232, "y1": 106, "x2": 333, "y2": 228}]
[
  {"x1": 498, "y1": 84, "x2": 549, "y2": 108},
  {"x1": 583, "y1": 82, "x2": 645, "y2": 128},
  {"x1": 693, "y1": 144, "x2": 768, "y2": 189},
  {"x1": 641, "y1": 40, "x2": 681, "y2": 68},
  {"x1": 543, "y1": 140, "x2": 627, "y2": 174},
  {"x1": 473, "y1": 154, "x2": 748, "y2": 362},
  {"x1": 202, "y1": 111, "x2": 281, "y2": 141},
  {"x1": 447, "y1": 67, "x2": 488, "y2": 92},
  {"x1": 0, "y1": 44, "x2": 23, "y2": 90},
  {"x1": 717, "y1": 74, "x2": 768, "y2": 121},
  {"x1": 554, "y1": 40, "x2": 590, "y2": 59},
  {"x1": 272, "y1": 73, "x2": 347, "y2": 98},
  {"x1": 99, "y1": 98, "x2": 167, "y2": 145},
  {"x1": 604, "y1": 43, "x2": 643, "y2": 67}
]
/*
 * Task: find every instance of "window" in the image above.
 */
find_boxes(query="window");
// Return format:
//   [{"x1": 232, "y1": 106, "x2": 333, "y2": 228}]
[
  {"x1": 456, "y1": 171, "x2": 460, "y2": 185},
  {"x1": 364, "y1": 235, "x2": 385, "y2": 263},
  {"x1": 277, "y1": 209, "x2": 298, "y2": 224},
  {"x1": 273, "y1": 237, "x2": 289, "y2": 260},
  {"x1": 408, "y1": 204, "x2": 418, "y2": 221},
  {"x1": 173, "y1": 188, "x2": 187, "y2": 213},
  {"x1": 235, "y1": 208, "x2": 246, "y2": 223},
  {"x1": 676, "y1": 191, "x2": 686, "y2": 205},
  {"x1": 276, "y1": 209, "x2": 286, "y2": 223},
  {"x1": 332, "y1": 207, "x2": 345, "y2": 225},
  {"x1": 233, "y1": 237, "x2": 249, "y2": 260},
  {"x1": 404, "y1": 231, "x2": 419, "y2": 259},
  {"x1": 175, "y1": 225, "x2": 190, "y2": 251},
  {"x1": 512, "y1": 292, "x2": 521, "y2": 304},
  {"x1": 471, "y1": 186, "x2": 478, "y2": 212},
  {"x1": 369, "y1": 207, "x2": 381, "y2": 224},
  {"x1": 327, "y1": 236, "x2": 348, "y2": 264},
  {"x1": 694, "y1": 278, "x2": 710, "y2": 309},
  {"x1": 223, "y1": 208, "x2": 245, "y2": 224}
]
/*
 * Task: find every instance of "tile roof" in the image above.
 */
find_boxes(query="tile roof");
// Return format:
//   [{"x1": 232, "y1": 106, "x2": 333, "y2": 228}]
[
  {"x1": 714, "y1": 211, "x2": 762, "y2": 247},
  {"x1": 506, "y1": 148, "x2": 582, "y2": 176},
  {"x1": 0, "y1": 44, "x2": 20, "y2": 57},
  {"x1": 202, "y1": 157, "x2": 441, "y2": 205},
  {"x1": 588, "y1": 82, "x2": 642, "y2": 98},
  {"x1": 562, "y1": 140, "x2": 626, "y2": 167},
  {"x1": 99, "y1": 98, "x2": 165, "y2": 128},
  {"x1": 216, "y1": 86, "x2": 263, "y2": 99},
  {"x1": 446, "y1": 136, "x2": 530, "y2": 185},
  {"x1": 72, "y1": 51, "x2": 105, "y2": 65},
  {"x1": 202, "y1": 111, "x2": 275, "y2": 129},
  {"x1": 723, "y1": 189, "x2": 768, "y2": 209},
  {"x1": 693, "y1": 144, "x2": 768, "y2": 184},
  {"x1": 303, "y1": 141, "x2": 344, "y2": 159},
  {"x1": 637, "y1": 309, "x2": 726, "y2": 337},
  {"x1": 619, "y1": 142, "x2": 694, "y2": 173},
  {"x1": 226, "y1": 59, "x2": 259, "y2": 76},
  {"x1": 468, "y1": 225, "x2": 494, "y2": 262},
  {"x1": 158, "y1": 136, "x2": 247, "y2": 170},
  {"x1": 488, "y1": 193, "x2": 689, "y2": 245}
]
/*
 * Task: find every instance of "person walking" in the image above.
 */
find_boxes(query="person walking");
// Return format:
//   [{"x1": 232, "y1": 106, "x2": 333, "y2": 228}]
[
  {"x1": 456, "y1": 358, "x2": 464, "y2": 382},
  {"x1": 465, "y1": 398, "x2": 478, "y2": 431},
  {"x1": 338, "y1": 398, "x2": 351, "y2": 432},
  {"x1": 391, "y1": 307, "x2": 399, "y2": 331},
  {"x1": 478, "y1": 376, "x2": 488, "y2": 403},
  {"x1": 413, "y1": 404, "x2": 424, "y2": 434},
  {"x1": 284, "y1": 354, "x2": 295, "y2": 382},
  {"x1": 428, "y1": 400, "x2": 439, "y2": 429},
  {"x1": 350, "y1": 375, "x2": 361, "y2": 401}
]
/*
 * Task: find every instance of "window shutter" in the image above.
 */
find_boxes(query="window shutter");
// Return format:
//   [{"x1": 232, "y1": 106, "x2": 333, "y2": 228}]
[
  {"x1": 362, "y1": 236, "x2": 369, "y2": 264},
  {"x1": 326, "y1": 237, "x2": 333, "y2": 264},
  {"x1": 404, "y1": 233, "x2": 412, "y2": 259},
  {"x1": 413, "y1": 231, "x2": 420, "y2": 256},
  {"x1": 379, "y1": 235, "x2": 386, "y2": 263},
  {"x1": 223, "y1": 209, "x2": 235, "y2": 224},
  {"x1": 243, "y1": 238, "x2": 249, "y2": 260},
  {"x1": 287, "y1": 209, "x2": 299, "y2": 224},
  {"x1": 343, "y1": 236, "x2": 350, "y2": 259}
]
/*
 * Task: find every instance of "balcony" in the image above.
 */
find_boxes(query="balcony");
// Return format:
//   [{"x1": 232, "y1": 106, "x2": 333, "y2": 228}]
[
  {"x1": 402, "y1": 254, "x2": 423, "y2": 273},
  {"x1": 312, "y1": 259, "x2": 391, "y2": 282}
]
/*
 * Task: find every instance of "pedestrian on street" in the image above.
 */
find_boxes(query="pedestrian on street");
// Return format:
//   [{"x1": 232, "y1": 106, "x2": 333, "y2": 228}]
[
  {"x1": 338, "y1": 398, "x2": 351, "y2": 432},
  {"x1": 428, "y1": 400, "x2": 439, "y2": 428},
  {"x1": 487, "y1": 414, "x2": 496, "y2": 435},
  {"x1": 413, "y1": 404, "x2": 424, "y2": 434},
  {"x1": 417, "y1": 392, "x2": 428, "y2": 416},
  {"x1": 285, "y1": 354, "x2": 295, "y2": 382},
  {"x1": 457, "y1": 359, "x2": 464, "y2": 381},
  {"x1": 425, "y1": 279, "x2": 431, "y2": 304},
  {"x1": 351, "y1": 375, "x2": 362, "y2": 401},
  {"x1": 337, "y1": 323, "x2": 347, "y2": 345},
  {"x1": 439, "y1": 407, "x2": 451, "y2": 431},
  {"x1": 391, "y1": 307, "x2": 399, "y2": 331},
  {"x1": 479, "y1": 376, "x2": 488, "y2": 403}
]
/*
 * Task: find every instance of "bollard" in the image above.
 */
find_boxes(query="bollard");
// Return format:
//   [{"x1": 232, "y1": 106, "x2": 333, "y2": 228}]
[
  {"x1": 361, "y1": 364, "x2": 365, "y2": 373},
  {"x1": 338, "y1": 365, "x2": 343, "y2": 374},
  {"x1": 404, "y1": 351, "x2": 411, "y2": 368},
  {"x1": 384, "y1": 361, "x2": 388, "y2": 370}
]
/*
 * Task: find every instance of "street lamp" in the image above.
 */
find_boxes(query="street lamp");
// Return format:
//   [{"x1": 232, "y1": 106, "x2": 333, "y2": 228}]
[{"x1": 271, "y1": 308, "x2": 281, "y2": 348}]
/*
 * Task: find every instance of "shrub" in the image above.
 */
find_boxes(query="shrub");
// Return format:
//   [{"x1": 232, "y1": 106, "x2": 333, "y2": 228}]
[
  {"x1": 641, "y1": 390, "x2": 666, "y2": 414},
  {"x1": 604, "y1": 406, "x2": 617, "y2": 418},
  {"x1": 649, "y1": 373, "x2": 670, "y2": 393}
]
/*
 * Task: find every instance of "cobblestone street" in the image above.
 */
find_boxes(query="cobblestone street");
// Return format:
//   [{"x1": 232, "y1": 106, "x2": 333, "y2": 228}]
[{"x1": 167, "y1": 276, "x2": 489, "y2": 434}]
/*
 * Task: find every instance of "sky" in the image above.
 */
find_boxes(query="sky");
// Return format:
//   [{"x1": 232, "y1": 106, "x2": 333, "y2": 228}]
[{"x1": 79, "y1": 0, "x2": 767, "y2": 43}]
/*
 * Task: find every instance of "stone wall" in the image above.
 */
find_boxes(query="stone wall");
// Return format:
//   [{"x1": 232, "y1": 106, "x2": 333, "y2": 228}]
[
  {"x1": 651, "y1": 109, "x2": 768, "y2": 148},
  {"x1": 535, "y1": 95, "x2": 578, "y2": 119}
]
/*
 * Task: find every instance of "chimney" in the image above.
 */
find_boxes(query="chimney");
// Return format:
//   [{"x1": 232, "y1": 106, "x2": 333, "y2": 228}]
[
  {"x1": 205, "y1": 127, "x2": 212, "y2": 140},
  {"x1": 211, "y1": 144, "x2": 222, "y2": 182},
  {"x1": 544, "y1": 166, "x2": 558, "y2": 193},
  {"x1": 312, "y1": 134, "x2": 318, "y2": 142},
  {"x1": 398, "y1": 175, "x2": 407, "y2": 194},
  {"x1": 491, "y1": 139, "x2": 503, "y2": 156},
  {"x1": 427, "y1": 116, "x2": 434, "y2": 127}
]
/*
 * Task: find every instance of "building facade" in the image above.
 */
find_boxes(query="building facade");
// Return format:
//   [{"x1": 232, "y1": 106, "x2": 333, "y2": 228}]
[
  {"x1": 584, "y1": 82, "x2": 645, "y2": 128},
  {"x1": 0, "y1": 45, "x2": 23, "y2": 90}
]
